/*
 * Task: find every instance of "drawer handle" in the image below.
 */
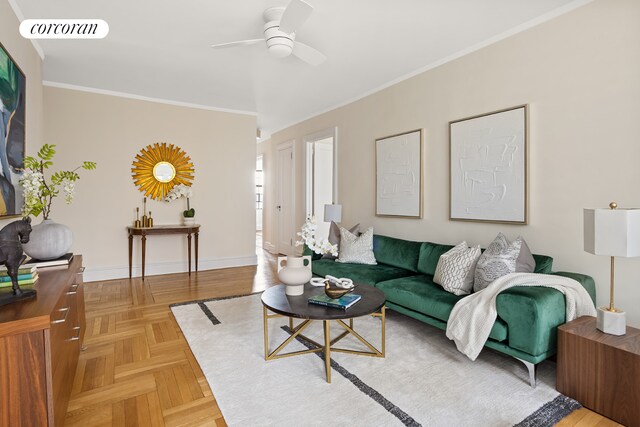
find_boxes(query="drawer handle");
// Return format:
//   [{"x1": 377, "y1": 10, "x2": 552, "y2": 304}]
[
  {"x1": 69, "y1": 326, "x2": 81, "y2": 341},
  {"x1": 52, "y1": 307, "x2": 69, "y2": 324},
  {"x1": 79, "y1": 267, "x2": 86, "y2": 273},
  {"x1": 67, "y1": 291, "x2": 77, "y2": 295},
  {"x1": 70, "y1": 283, "x2": 79, "y2": 291}
]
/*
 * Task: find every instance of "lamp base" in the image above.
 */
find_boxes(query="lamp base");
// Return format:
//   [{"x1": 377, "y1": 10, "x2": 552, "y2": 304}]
[{"x1": 596, "y1": 307, "x2": 626, "y2": 336}]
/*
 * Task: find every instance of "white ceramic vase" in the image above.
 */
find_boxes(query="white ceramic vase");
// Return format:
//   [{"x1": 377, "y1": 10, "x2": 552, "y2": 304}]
[
  {"x1": 277, "y1": 255, "x2": 312, "y2": 296},
  {"x1": 182, "y1": 217, "x2": 196, "y2": 226},
  {"x1": 22, "y1": 219, "x2": 73, "y2": 260}
]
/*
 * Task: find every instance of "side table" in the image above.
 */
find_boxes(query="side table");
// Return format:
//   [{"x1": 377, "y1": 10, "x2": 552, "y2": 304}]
[{"x1": 557, "y1": 316, "x2": 640, "y2": 427}]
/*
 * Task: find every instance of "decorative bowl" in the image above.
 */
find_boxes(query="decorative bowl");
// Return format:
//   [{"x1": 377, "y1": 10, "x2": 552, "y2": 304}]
[{"x1": 324, "y1": 281, "x2": 351, "y2": 299}]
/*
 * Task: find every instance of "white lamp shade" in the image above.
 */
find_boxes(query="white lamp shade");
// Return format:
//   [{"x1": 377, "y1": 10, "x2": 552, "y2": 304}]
[
  {"x1": 323, "y1": 204, "x2": 342, "y2": 223},
  {"x1": 584, "y1": 208, "x2": 640, "y2": 257}
]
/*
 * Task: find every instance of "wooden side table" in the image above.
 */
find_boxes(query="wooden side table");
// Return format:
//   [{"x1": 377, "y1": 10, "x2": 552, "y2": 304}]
[
  {"x1": 557, "y1": 316, "x2": 640, "y2": 427},
  {"x1": 127, "y1": 224, "x2": 200, "y2": 280}
]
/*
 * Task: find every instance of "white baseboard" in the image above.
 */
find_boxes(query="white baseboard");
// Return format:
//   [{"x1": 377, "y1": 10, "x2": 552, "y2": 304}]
[
  {"x1": 263, "y1": 241, "x2": 277, "y2": 254},
  {"x1": 83, "y1": 255, "x2": 258, "y2": 283}
]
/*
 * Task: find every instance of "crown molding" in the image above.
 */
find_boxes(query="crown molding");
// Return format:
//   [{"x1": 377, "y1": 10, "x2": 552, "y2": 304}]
[
  {"x1": 43, "y1": 81, "x2": 258, "y2": 116},
  {"x1": 7, "y1": 0, "x2": 45, "y2": 60}
]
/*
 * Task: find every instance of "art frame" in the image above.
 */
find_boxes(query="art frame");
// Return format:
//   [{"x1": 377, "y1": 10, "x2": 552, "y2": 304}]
[
  {"x1": 449, "y1": 105, "x2": 528, "y2": 224},
  {"x1": 0, "y1": 42, "x2": 27, "y2": 219},
  {"x1": 375, "y1": 129, "x2": 423, "y2": 218}
]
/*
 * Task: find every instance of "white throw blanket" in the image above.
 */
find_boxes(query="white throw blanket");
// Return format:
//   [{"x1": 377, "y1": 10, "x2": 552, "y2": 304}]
[{"x1": 445, "y1": 273, "x2": 597, "y2": 361}]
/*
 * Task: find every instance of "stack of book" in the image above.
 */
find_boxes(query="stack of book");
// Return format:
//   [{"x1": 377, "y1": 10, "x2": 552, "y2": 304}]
[
  {"x1": 26, "y1": 253, "x2": 74, "y2": 268},
  {"x1": 0, "y1": 264, "x2": 38, "y2": 289}
]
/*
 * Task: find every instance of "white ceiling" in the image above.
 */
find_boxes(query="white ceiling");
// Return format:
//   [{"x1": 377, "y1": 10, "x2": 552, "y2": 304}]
[{"x1": 14, "y1": 0, "x2": 587, "y2": 136}]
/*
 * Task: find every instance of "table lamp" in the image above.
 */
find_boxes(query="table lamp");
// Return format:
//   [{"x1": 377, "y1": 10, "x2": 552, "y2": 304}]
[
  {"x1": 324, "y1": 204, "x2": 342, "y2": 223},
  {"x1": 584, "y1": 202, "x2": 640, "y2": 335}
]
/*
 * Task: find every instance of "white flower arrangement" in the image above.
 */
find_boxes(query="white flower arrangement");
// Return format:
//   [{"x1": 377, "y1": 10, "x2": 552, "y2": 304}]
[
  {"x1": 165, "y1": 184, "x2": 192, "y2": 201},
  {"x1": 296, "y1": 216, "x2": 338, "y2": 256}
]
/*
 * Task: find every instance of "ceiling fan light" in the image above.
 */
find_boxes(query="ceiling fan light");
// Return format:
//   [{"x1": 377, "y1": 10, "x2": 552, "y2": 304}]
[{"x1": 268, "y1": 44, "x2": 293, "y2": 58}]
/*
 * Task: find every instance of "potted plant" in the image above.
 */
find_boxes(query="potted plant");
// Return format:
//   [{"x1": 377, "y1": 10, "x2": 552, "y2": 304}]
[
  {"x1": 165, "y1": 184, "x2": 195, "y2": 225},
  {"x1": 19, "y1": 144, "x2": 96, "y2": 260}
]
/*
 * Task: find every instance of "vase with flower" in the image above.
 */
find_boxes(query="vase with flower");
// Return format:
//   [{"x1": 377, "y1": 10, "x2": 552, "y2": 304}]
[
  {"x1": 277, "y1": 217, "x2": 338, "y2": 296},
  {"x1": 19, "y1": 144, "x2": 97, "y2": 260},
  {"x1": 165, "y1": 184, "x2": 195, "y2": 225}
]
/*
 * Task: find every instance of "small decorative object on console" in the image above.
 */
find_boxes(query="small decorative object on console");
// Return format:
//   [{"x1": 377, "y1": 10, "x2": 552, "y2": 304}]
[
  {"x1": 0, "y1": 217, "x2": 36, "y2": 306},
  {"x1": 166, "y1": 184, "x2": 195, "y2": 225}
]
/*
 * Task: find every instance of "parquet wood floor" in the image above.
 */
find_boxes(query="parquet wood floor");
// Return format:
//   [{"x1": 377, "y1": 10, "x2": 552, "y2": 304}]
[{"x1": 66, "y1": 239, "x2": 619, "y2": 426}]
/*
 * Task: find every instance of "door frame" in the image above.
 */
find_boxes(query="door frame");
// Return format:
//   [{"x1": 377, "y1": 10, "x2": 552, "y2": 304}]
[
  {"x1": 276, "y1": 140, "x2": 296, "y2": 255},
  {"x1": 303, "y1": 127, "x2": 339, "y2": 218}
]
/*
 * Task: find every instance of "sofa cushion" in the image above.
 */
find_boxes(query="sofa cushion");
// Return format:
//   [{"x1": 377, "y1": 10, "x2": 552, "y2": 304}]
[
  {"x1": 376, "y1": 275, "x2": 508, "y2": 342},
  {"x1": 311, "y1": 259, "x2": 415, "y2": 286},
  {"x1": 417, "y1": 242, "x2": 454, "y2": 276},
  {"x1": 372, "y1": 235, "x2": 422, "y2": 273},
  {"x1": 337, "y1": 227, "x2": 377, "y2": 265},
  {"x1": 533, "y1": 254, "x2": 553, "y2": 274}
]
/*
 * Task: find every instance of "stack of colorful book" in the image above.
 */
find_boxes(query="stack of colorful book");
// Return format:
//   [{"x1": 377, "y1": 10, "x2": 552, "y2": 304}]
[{"x1": 0, "y1": 264, "x2": 38, "y2": 289}]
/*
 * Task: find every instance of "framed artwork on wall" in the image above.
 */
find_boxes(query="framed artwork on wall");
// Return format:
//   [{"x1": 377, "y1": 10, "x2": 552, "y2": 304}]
[
  {"x1": 0, "y1": 42, "x2": 26, "y2": 218},
  {"x1": 375, "y1": 129, "x2": 423, "y2": 218},
  {"x1": 449, "y1": 105, "x2": 528, "y2": 224}
]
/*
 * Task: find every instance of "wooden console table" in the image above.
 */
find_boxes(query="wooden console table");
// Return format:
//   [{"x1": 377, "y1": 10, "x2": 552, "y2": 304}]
[
  {"x1": 127, "y1": 224, "x2": 200, "y2": 280},
  {"x1": 557, "y1": 316, "x2": 640, "y2": 427}
]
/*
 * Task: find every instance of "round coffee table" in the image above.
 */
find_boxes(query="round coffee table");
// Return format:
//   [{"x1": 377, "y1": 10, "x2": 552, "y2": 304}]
[{"x1": 261, "y1": 283, "x2": 386, "y2": 383}]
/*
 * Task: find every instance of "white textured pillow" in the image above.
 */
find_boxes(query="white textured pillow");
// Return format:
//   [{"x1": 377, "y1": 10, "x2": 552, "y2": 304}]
[
  {"x1": 473, "y1": 233, "x2": 523, "y2": 292},
  {"x1": 434, "y1": 242, "x2": 481, "y2": 296},
  {"x1": 336, "y1": 226, "x2": 377, "y2": 265}
]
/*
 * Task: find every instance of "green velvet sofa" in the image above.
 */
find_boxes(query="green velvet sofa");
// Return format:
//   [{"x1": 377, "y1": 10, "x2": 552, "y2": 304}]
[{"x1": 304, "y1": 234, "x2": 596, "y2": 387}]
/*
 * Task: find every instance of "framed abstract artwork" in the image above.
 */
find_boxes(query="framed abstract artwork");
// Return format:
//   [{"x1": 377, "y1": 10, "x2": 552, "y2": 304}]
[
  {"x1": 0, "y1": 42, "x2": 26, "y2": 218},
  {"x1": 375, "y1": 129, "x2": 423, "y2": 218},
  {"x1": 449, "y1": 105, "x2": 528, "y2": 224}
]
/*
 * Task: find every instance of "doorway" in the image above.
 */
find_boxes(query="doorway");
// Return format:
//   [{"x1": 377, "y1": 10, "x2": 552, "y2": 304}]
[
  {"x1": 276, "y1": 141, "x2": 295, "y2": 255},
  {"x1": 305, "y1": 128, "x2": 338, "y2": 240}
]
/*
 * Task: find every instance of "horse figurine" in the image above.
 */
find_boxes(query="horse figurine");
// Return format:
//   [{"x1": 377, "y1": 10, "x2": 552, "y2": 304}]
[{"x1": 0, "y1": 217, "x2": 35, "y2": 305}]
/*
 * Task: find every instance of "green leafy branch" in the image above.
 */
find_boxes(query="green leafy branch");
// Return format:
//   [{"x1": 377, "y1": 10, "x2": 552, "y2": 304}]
[{"x1": 21, "y1": 144, "x2": 97, "y2": 219}]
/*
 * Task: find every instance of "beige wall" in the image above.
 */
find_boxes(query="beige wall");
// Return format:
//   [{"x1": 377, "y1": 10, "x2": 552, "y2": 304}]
[
  {"x1": 44, "y1": 87, "x2": 257, "y2": 281},
  {"x1": 0, "y1": 0, "x2": 44, "y2": 227},
  {"x1": 266, "y1": 0, "x2": 640, "y2": 326}
]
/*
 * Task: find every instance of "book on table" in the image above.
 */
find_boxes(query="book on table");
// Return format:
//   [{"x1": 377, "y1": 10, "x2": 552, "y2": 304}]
[
  {"x1": 0, "y1": 273, "x2": 39, "y2": 288},
  {"x1": 308, "y1": 293, "x2": 362, "y2": 310},
  {"x1": 26, "y1": 253, "x2": 74, "y2": 268}
]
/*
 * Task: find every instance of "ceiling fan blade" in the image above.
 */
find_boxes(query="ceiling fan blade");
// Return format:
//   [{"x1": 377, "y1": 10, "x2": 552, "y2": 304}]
[
  {"x1": 211, "y1": 39, "x2": 264, "y2": 49},
  {"x1": 279, "y1": 0, "x2": 313, "y2": 34},
  {"x1": 292, "y1": 42, "x2": 326, "y2": 66}
]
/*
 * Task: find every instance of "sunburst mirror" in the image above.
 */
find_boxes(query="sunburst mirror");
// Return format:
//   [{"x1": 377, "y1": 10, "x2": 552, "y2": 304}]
[{"x1": 131, "y1": 143, "x2": 194, "y2": 200}]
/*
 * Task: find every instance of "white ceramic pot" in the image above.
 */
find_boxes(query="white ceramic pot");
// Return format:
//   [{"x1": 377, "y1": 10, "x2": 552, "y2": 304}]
[
  {"x1": 182, "y1": 217, "x2": 196, "y2": 226},
  {"x1": 22, "y1": 219, "x2": 73, "y2": 260},
  {"x1": 277, "y1": 255, "x2": 312, "y2": 296}
]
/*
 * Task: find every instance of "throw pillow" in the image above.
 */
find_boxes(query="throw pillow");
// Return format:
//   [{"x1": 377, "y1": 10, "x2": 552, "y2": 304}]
[
  {"x1": 434, "y1": 242, "x2": 481, "y2": 296},
  {"x1": 336, "y1": 226, "x2": 377, "y2": 265},
  {"x1": 516, "y1": 238, "x2": 536, "y2": 273},
  {"x1": 322, "y1": 222, "x2": 360, "y2": 260},
  {"x1": 473, "y1": 233, "x2": 523, "y2": 292}
]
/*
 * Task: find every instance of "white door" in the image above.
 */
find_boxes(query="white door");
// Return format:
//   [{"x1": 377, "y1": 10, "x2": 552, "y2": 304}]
[
  {"x1": 311, "y1": 139, "x2": 334, "y2": 239},
  {"x1": 276, "y1": 142, "x2": 295, "y2": 255}
]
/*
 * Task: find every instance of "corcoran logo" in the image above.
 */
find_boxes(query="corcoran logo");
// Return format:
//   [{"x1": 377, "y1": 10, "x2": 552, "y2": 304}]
[{"x1": 19, "y1": 19, "x2": 109, "y2": 39}]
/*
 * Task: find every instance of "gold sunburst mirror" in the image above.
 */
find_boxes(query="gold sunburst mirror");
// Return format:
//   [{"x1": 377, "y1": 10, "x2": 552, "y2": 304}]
[{"x1": 131, "y1": 143, "x2": 194, "y2": 200}]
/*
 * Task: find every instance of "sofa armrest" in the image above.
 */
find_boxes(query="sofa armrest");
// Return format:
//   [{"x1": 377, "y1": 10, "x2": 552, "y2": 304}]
[
  {"x1": 551, "y1": 271, "x2": 596, "y2": 304},
  {"x1": 495, "y1": 272, "x2": 596, "y2": 358},
  {"x1": 496, "y1": 287, "x2": 566, "y2": 358}
]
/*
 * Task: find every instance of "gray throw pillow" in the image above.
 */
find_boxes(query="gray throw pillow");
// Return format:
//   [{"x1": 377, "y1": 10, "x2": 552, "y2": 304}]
[
  {"x1": 516, "y1": 238, "x2": 536, "y2": 273},
  {"x1": 322, "y1": 222, "x2": 360, "y2": 260},
  {"x1": 473, "y1": 233, "x2": 522, "y2": 292},
  {"x1": 336, "y1": 227, "x2": 377, "y2": 265}
]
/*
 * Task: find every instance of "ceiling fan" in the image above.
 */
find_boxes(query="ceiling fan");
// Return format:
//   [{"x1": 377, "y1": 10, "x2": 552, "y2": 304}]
[{"x1": 210, "y1": 0, "x2": 326, "y2": 66}]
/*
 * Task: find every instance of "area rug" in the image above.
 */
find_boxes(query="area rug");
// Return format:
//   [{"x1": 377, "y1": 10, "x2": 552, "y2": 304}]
[{"x1": 171, "y1": 294, "x2": 580, "y2": 426}]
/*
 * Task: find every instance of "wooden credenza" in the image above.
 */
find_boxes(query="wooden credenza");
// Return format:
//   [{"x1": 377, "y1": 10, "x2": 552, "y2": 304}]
[{"x1": 0, "y1": 256, "x2": 85, "y2": 427}]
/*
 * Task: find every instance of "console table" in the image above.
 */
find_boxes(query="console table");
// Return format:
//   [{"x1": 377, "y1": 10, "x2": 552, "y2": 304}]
[{"x1": 127, "y1": 224, "x2": 200, "y2": 280}]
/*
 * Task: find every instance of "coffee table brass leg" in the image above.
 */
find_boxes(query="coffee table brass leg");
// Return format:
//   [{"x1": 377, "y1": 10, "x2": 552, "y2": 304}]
[
  {"x1": 381, "y1": 306, "x2": 386, "y2": 356},
  {"x1": 324, "y1": 320, "x2": 331, "y2": 383},
  {"x1": 289, "y1": 317, "x2": 293, "y2": 330},
  {"x1": 263, "y1": 306, "x2": 269, "y2": 361}
]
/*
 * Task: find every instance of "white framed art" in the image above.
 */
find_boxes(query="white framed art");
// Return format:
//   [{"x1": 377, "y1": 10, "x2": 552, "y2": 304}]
[
  {"x1": 375, "y1": 129, "x2": 423, "y2": 218},
  {"x1": 449, "y1": 105, "x2": 528, "y2": 224}
]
